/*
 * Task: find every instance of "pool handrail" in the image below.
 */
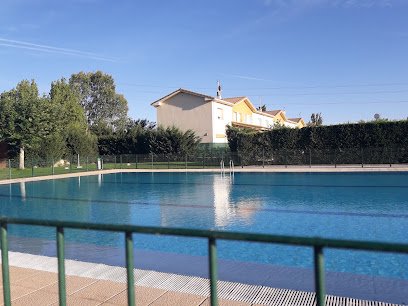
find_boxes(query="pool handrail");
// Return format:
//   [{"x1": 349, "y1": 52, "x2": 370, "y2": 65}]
[{"x1": 1, "y1": 216, "x2": 408, "y2": 306}]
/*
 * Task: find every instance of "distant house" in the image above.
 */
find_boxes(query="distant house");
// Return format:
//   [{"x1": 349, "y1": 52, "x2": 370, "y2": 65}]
[{"x1": 151, "y1": 88, "x2": 305, "y2": 144}]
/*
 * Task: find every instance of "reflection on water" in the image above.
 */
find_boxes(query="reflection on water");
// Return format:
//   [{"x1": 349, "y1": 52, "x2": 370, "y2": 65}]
[{"x1": 213, "y1": 175, "x2": 261, "y2": 227}]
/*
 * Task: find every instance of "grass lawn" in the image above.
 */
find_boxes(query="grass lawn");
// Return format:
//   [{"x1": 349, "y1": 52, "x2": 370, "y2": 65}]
[{"x1": 0, "y1": 161, "x2": 221, "y2": 181}]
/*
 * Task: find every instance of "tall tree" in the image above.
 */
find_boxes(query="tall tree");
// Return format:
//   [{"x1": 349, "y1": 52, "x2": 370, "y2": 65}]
[
  {"x1": 309, "y1": 112, "x2": 323, "y2": 126},
  {"x1": 0, "y1": 80, "x2": 52, "y2": 169},
  {"x1": 69, "y1": 71, "x2": 128, "y2": 128}
]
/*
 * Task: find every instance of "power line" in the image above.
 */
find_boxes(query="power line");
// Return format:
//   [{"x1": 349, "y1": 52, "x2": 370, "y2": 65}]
[
  {"x1": 118, "y1": 81, "x2": 408, "y2": 91},
  {"x1": 264, "y1": 100, "x2": 408, "y2": 106}
]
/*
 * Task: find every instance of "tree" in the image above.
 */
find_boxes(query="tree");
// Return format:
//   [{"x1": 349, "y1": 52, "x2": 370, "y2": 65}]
[
  {"x1": 149, "y1": 126, "x2": 201, "y2": 155},
  {"x1": 309, "y1": 112, "x2": 323, "y2": 126},
  {"x1": 69, "y1": 71, "x2": 128, "y2": 128},
  {"x1": 0, "y1": 80, "x2": 53, "y2": 169}
]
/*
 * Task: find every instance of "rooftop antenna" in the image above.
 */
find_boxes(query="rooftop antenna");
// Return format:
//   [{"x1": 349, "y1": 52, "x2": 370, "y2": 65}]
[{"x1": 216, "y1": 80, "x2": 222, "y2": 99}]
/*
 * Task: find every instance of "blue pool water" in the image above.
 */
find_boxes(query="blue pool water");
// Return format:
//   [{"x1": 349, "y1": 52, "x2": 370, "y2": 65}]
[{"x1": 0, "y1": 172, "x2": 407, "y2": 280}]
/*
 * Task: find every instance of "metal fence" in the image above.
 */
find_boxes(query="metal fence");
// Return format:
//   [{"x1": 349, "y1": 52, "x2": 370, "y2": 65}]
[
  {"x1": 0, "y1": 217, "x2": 407, "y2": 306},
  {"x1": 0, "y1": 147, "x2": 407, "y2": 180}
]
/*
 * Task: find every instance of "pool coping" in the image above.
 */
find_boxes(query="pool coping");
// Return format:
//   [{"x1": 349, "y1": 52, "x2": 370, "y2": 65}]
[
  {"x1": 1, "y1": 164, "x2": 408, "y2": 185},
  {"x1": 3, "y1": 250, "x2": 405, "y2": 306}
]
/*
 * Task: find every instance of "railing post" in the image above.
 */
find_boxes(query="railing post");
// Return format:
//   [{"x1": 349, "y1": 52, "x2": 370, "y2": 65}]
[
  {"x1": 52, "y1": 158, "x2": 55, "y2": 175},
  {"x1": 168, "y1": 155, "x2": 170, "y2": 169},
  {"x1": 1, "y1": 223, "x2": 11, "y2": 306},
  {"x1": 86, "y1": 157, "x2": 89, "y2": 172},
  {"x1": 8, "y1": 159, "x2": 11, "y2": 180},
  {"x1": 114, "y1": 156, "x2": 117, "y2": 169},
  {"x1": 208, "y1": 237, "x2": 218, "y2": 306},
  {"x1": 361, "y1": 148, "x2": 364, "y2": 168},
  {"x1": 203, "y1": 153, "x2": 205, "y2": 169},
  {"x1": 120, "y1": 155, "x2": 123, "y2": 169},
  {"x1": 151, "y1": 154, "x2": 154, "y2": 169},
  {"x1": 135, "y1": 155, "x2": 138, "y2": 169},
  {"x1": 57, "y1": 226, "x2": 66, "y2": 306},
  {"x1": 32, "y1": 158, "x2": 34, "y2": 177},
  {"x1": 125, "y1": 232, "x2": 135, "y2": 306},
  {"x1": 70, "y1": 157, "x2": 73, "y2": 173},
  {"x1": 334, "y1": 148, "x2": 337, "y2": 168},
  {"x1": 309, "y1": 149, "x2": 312, "y2": 168},
  {"x1": 314, "y1": 246, "x2": 326, "y2": 306},
  {"x1": 262, "y1": 148, "x2": 265, "y2": 168},
  {"x1": 185, "y1": 154, "x2": 188, "y2": 169}
]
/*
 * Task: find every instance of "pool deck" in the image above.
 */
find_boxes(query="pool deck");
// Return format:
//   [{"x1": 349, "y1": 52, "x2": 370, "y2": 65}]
[
  {"x1": 0, "y1": 251, "x2": 404, "y2": 306},
  {"x1": 1, "y1": 164, "x2": 407, "y2": 185}
]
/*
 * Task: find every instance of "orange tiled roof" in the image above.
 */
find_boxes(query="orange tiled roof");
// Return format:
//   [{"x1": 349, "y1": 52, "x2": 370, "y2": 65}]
[
  {"x1": 288, "y1": 118, "x2": 302, "y2": 123},
  {"x1": 222, "y1": 97, "x2": 246, "y2": 104},
  {"x1": 264, "y1": 110, "x2": 282, "y2": 116}
]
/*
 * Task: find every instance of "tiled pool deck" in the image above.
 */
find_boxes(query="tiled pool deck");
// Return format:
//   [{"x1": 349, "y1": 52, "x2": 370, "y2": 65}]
[
  {"x1": 0, "y1": 166, "x2": 407, "y2": 305},
  {"x1": 0, "y1": 252, "x2": 404, "y2": 306}
]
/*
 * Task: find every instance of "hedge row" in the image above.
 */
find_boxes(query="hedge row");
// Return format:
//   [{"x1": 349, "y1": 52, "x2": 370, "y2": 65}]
[{"x1": 226, "y1": 121, "x2": 408, "y2": 164}]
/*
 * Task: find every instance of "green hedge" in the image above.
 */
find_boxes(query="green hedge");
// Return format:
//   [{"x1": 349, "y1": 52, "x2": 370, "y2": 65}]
[{"x1": 226, "y1": 121, "x2": 408, "y2": 165}]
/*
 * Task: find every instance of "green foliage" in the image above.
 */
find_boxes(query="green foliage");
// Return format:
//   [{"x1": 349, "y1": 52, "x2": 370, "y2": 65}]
[
  {"x1": 69, "y1": 71, "x2": 128, "y2": 127},
  {"x1": 66, "y1": 123, "x2": 98, "y2": 157},
  {"x1": 149, "y1": 126, "x2": 201, "y2": 155},
  {"x1": 309, "y1": 112, "x2": 323, "y2": 126},
  {"x1": 227, "y1": 120, "x2": 408, "y2": 164},
  {"x1": 97, "y1": 119, "x2": 155, "y2": 155}
]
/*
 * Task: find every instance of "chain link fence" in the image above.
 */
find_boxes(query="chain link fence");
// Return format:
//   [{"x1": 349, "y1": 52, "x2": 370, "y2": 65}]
[{"x1": 0, "y1": 147, "x2": 407, "y2": 180}]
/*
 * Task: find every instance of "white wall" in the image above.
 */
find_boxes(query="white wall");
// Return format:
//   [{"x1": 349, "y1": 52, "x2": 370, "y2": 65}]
[{"x1": 211, "y1": 101, "x2": 232, "y2": 143}]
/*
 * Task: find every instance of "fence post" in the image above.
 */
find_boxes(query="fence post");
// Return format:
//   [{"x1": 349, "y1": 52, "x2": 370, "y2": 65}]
[
  {"x1": 334, "y1": 149, "x2": 337, "y2": 168},
  {"x1": 57, "y1": 226, "x2": 66, "y2": 306},
  {"x1": 262, "y1": 148, "x2": 265, "y2": 168},
  {"x1": 285, "y1": 151, "x2": 288, "y2": 168},
  {"x1": 120, "y1": 155, "x2": 123, "y2": 169},
  {"x1": 314, "y1": 246, "x2": 326, "y2": 306},
  {"x1": 114, "y1": 156, "x2": 117, "y2": 169},
  {"x1": 203, "y1": 153, "x2": 205, "y2": 169},
  {"x1": 208, "y1": 238, "x2": 218, "y2": 306},
  {"x1": 125, "y1": 232, "x2": 135, "y2": 306},
  {"x1": 168, "y1": 155, "x2": 170, "y2": 169},
  {"x1": 361, "y1": 148, "x2": 364, "y2": 168},
  {"x1": 1, "y1": 223, "x2": 11, "y2": 306},
  {"x1": 52, "y1": 158, "x2": 55, "y2": 175},
  {"x1": 32, "y1": 159, "x2": 34, "y2": 177},
  {"x1": 70, "y1": 157, "x2": 73, "y2": 173},
  {"x1": 389, "y1": 148, "x2": 392, "y2": 168},
  {"x1": 86, "y1": 157, "x2": 89, "y2": 172},
  {"x1": 8, "y1": 159, "x2": 11, "y2": 180},
  {"x1": 135, "y1": 155, "x2": 138, "y2": 169},
  {"x1": 309, "y1": 149, "x2": 312, "y2": 168},
  {"x1": 185, "y1": 154, "x2": 188, "y2": 169},
  {"x1": 151, "y1": 154, "x2": 154, "y2": 169}
]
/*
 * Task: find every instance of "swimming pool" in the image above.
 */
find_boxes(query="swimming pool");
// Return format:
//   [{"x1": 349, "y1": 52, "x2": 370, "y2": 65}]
[{"x1": 1, "y1": 172, "x2": 407, "y2": 281}]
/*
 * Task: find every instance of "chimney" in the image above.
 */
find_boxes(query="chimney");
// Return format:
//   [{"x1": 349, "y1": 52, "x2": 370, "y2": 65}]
[{"x1": 216, "y1": 80, "x2": 222, "y2": 99}]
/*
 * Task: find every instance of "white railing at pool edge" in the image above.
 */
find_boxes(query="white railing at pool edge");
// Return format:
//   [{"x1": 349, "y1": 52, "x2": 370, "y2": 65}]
[
  {"x1": 220, "y1": 160, "x2": 225, "y2": 176},
  {"x1": 229, "y1": 160, "x2": 234, "y2": 176}
]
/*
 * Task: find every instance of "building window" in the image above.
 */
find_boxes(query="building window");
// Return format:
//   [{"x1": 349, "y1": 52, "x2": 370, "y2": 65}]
[
  {"x1": 233, "y1": 112, "x2": 237, "y2": 122},
  {"x1": 245, "y1": 115, "x2": 252, "y2": 124},
  {"x1": 217, "y1": 108, "x2": 223, "y2": 120}
]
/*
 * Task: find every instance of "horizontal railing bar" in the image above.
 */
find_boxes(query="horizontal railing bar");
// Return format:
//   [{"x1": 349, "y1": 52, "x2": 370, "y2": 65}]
[{"x1": 1, "y1": 216, "x2": 408, "y2": 254}]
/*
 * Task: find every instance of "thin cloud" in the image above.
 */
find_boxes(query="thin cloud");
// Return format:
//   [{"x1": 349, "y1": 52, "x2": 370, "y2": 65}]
[
  {"x1": 0, "y1": 38, "x2": 119, "y2": 62},
  {"x1": 226, "y1": 74, "x2": 279, "y2": 82}
]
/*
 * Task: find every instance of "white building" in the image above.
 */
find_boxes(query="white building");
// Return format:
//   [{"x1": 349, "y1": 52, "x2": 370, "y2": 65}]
[{"x1": 151, "y1": 88, "x2": 305, "y2": 144}]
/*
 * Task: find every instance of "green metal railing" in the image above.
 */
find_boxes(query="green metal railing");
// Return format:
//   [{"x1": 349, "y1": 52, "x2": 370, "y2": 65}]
[{"x1": 0, "y1": 217, "x2": 408, "y2": 306}]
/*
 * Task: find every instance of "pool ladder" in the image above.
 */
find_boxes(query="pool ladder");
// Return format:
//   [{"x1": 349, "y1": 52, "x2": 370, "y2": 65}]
[{"x1": 220, "y1": 160, "x2": 234, "y2": 176}]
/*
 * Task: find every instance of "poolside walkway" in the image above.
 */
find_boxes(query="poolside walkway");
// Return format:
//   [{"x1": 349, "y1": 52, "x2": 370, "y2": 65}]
[
  {"x1": 0, "y1": 251, "x2": 403, "y2": 306},
  {"x1": 1, "y1": 164, "x2": 407, "y2": 185}
]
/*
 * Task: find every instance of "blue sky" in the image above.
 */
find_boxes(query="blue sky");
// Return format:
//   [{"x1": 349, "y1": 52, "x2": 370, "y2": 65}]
[{"x1": 1, "y1": 0, "x2": 408, "y2": 125}]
